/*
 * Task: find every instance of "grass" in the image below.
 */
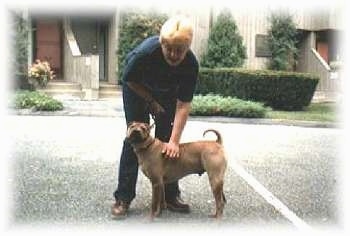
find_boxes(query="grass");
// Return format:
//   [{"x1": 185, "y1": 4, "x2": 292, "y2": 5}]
[
  {"x1": 191, "y1": 94, "x2": 337, "y2": 122},
  {"x1": 11, "y1": 90, "x2": 63, "y2": 111},
  {"x1": 266, "y1": 102, "x2": 338, "y2": 122}
]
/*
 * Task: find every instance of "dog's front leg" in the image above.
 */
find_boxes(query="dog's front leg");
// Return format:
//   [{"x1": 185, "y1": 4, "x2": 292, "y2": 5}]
[
  {"x1": 160, "y1": 185, "x2": 166, "y2": 210},
  {"x1": 150, "y1": 179, "x2": 164, "y2": 219}
]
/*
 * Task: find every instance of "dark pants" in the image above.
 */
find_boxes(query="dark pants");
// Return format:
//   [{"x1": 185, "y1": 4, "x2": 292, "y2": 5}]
[{"x1": 113, "y1": 84, "x2": 180, "y2": 204}]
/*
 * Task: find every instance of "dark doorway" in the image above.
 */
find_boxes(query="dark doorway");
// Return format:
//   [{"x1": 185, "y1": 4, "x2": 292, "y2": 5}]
[
  {"x1": 34, "y1": 18, "x2": 62, "y2": 78},
  {"x1": 70, "y1": 16, "x2": 109, "y2": 81}
]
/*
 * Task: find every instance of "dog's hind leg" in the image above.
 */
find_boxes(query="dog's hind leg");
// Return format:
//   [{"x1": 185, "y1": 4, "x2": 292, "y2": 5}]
[{"x1": 208, "y1": 174, "x2": 226, "y2": 219}]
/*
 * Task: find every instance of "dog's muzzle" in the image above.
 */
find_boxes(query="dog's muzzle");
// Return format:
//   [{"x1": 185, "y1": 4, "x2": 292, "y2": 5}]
[{"x1": 127, "y1": 129, "x2": 145, "y2": 143}]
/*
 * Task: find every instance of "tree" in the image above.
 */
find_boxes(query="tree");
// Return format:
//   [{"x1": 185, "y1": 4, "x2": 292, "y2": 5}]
[
  {"x1": 200, "y1": 9, "x2": 246, "y2": 68},
  {"x1": 117, "y1": 10, "x2": 167, "y2": 82},
  {"x1": 267, "y1": 12, "x2": 299, "y2": 71}
]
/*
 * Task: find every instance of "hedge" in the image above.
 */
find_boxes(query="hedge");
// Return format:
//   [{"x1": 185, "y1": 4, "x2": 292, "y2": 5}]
[
  {"x1": 191, "y1": 94, "x2": 267, "y2": 118},
  {"x1": 196, "y1": 68, "x2": 319, "y2": 111}
]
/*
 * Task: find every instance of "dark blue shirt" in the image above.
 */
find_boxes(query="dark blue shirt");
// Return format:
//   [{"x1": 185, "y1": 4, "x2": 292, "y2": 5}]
[{"x1": 122, "y1": 36, "x2": 199, "y2": 102}]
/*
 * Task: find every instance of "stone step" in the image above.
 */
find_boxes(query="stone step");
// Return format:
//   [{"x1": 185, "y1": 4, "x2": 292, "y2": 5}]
[
  {"x1": 98, "y1": 90, "x2": 122, "y2": 99},
  {"x1": 39, "y1": 81, "x2": 122, "y2": 100},
  {"x1": 37, "y1": 89, "x2": 84, "y2": 99},
  {"x1": 45, "y1": 80, "x2": 82, "y2": 91},
  {"x1": 99, "y1": 82, "x2": 122, "y2": 98},
  {"x1": 38, "y1": 80, "x2": 83, "y2": 99}
]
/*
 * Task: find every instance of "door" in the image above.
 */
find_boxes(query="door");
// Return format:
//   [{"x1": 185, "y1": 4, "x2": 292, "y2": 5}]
[
  {"x1": 317, "y1": 42, "x2": 329, "y2": 64},
  {"x1": 35, "y1": 19, "x2": 62, "y2": 78}
]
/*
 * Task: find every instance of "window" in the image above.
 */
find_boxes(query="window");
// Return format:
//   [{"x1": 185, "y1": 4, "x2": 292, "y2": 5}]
[{"x1": 255, "y1": 34, "x2": 271, "y2": 57}]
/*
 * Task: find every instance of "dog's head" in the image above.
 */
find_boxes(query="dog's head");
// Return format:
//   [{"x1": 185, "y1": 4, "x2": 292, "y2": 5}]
[{"x1": 126, "y1": 122, "x2": 152, "y2": 144}]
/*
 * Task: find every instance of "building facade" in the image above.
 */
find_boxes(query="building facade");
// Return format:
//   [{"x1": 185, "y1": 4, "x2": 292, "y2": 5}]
[{"x1": 25, "y1": 4, "x2": 343, "y2": 100}]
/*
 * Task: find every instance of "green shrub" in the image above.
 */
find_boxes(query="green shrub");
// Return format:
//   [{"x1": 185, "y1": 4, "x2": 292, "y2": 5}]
[
  {"x1": 11, "y1": 11, "x2": 31, "y2": 89},
  {"x1": 13, "y1": 90, "x2": 63, "y2": 111},
  {"x1": 191, "y1": 94, "x2": 267, "y2": 118},
  {"x1": 117, "y1": 10, "x2": 167, "y2": 82},
  {"x1": 200, "y1": 9, "x2": 246, "y2": 68},
  {"x1": 267, "y1": 12, "x2": 298, "y2": 71},
  {"x1": 196, "y1": 68, "x2": 319, "y2": 111}
]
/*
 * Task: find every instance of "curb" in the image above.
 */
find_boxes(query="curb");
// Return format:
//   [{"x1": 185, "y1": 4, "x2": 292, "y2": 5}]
[
  {"x1": 8, "y1": 108, "x2": 339, "y2": 129},
  {"x1": 189, "y1": 116, "x2": 339, "y2": 129}
]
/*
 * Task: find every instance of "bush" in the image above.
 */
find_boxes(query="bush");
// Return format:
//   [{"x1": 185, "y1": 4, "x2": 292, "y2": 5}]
[
  {"x1": 11, "y1": 11, "x2": 30, "y2": 89},
  {"x1": 13, "y1": 90, "x2": 63, "y2": 111},
  {"x1": 196, "y1": 68, "x2": 319, "y2": 111},
  {"x1": 117, "y1": 10, "x2": 167, "y2": 82},
  {"x1": 267, "y1": 12, "x2": 298, "y2": 71},
  {"x1": 200, "y1": 9, "x2": 246, "y2": 68},
  {"x1": 191, "y1": 94, "x2": 267, "y2": 118}
]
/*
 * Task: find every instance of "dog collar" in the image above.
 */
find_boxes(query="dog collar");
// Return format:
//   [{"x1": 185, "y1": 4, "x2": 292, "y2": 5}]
[{"x1": 134, "y1": 138, "x2": 155, "y2": 151}]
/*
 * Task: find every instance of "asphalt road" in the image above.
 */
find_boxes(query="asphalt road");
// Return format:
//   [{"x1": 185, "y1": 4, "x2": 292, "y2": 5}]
[{"x1": 5, "y1": 115, "x2": 342, "y2": 232}]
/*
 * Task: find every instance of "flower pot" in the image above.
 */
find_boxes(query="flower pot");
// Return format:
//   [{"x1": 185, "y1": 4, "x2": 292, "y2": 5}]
[{"x1": 28, "y1": 77, "x2": 47, "y2": 89}]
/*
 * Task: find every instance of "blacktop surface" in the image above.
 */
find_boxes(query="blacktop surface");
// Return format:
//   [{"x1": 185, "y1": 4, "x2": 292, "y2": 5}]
[{"x1": 4, "y1": 94, "x2": 345, "y2": 235}]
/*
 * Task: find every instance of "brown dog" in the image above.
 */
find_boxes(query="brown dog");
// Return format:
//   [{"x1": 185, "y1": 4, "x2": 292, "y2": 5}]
[{"x1": 126, "y1": 121, "x2": 227, "y2": 219}]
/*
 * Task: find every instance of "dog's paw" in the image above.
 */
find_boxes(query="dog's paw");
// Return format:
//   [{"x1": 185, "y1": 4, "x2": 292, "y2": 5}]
[
  {"x1": 147, "y1": 214, "x2": 155, "y2": 222},
  {"x1": 148, "y1": 209, "x2": 162, "y2": 221},
  {"x1": 208, "y1": 213, "x2": 222, "y2": 220},
  {"x1": 161, "y1": 203, "x2": 167, "y2": 209}
]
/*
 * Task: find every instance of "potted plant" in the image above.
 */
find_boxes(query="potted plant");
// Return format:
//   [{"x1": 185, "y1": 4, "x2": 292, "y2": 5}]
[{"x1": 28, "y1": 59, "x2": 55, "y2": 88}]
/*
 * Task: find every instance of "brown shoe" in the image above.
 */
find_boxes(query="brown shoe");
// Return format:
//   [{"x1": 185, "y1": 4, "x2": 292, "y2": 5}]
[
  {"x1": 166, "y1": 196, "x2": 190, "y2": 213},
  {"x1": 111, "y1": 200, "x2": 129, "y2": 218}
]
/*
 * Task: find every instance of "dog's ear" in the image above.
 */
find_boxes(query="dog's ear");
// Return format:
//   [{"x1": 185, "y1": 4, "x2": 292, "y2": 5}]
[{"x1": 149, "y1": 122, "x2": 155, "y2": 130}]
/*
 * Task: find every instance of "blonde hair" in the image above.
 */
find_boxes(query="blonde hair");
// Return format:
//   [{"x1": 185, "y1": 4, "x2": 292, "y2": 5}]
[{"x1": 160, "y1": 15, "x2": 193, "y2": 45}]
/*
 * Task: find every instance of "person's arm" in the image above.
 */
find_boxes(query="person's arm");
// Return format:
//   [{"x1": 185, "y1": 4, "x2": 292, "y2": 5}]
[
  {"x1": 126, "y1": 81, "x2": 165, "y2": 115},
  {"x1": 162, "y1": 100, "x2": 191, "y2": 158},
  {"x1": 126, "y1": 81, "x2": 153, "y2": 103}
]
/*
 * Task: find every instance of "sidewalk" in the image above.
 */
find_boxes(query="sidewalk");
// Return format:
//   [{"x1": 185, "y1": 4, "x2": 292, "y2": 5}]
[
  {"x1": 10, "y1": 96, "x2": 125, "y2": 117},
  {"x1": 9, "y1": 95, "x2": 338, "y2": 129}
]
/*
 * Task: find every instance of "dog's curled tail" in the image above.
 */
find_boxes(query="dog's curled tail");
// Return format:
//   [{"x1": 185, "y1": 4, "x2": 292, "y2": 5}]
[{"x1": 203, "y1": 129, "x2": 222, "y2": 145}]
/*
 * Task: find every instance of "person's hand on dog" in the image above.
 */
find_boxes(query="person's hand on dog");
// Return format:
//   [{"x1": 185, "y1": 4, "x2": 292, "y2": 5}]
[
  {"x1": 162, "y1": 141, "x2": 180, "y2": 158},
  {"x1": 148, "y1": 99, "x2": 165, "y2": 116}
]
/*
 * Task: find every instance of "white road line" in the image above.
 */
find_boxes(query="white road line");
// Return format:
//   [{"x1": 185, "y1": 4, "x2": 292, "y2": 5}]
[{"x1": 229, "y1": 160, "x2": 313, "y2": 231}]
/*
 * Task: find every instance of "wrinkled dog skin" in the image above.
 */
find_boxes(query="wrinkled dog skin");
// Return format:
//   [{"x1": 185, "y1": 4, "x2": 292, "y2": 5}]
[{"x1": 127, "y1": 122, "x2": 227, "y2": 219}]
